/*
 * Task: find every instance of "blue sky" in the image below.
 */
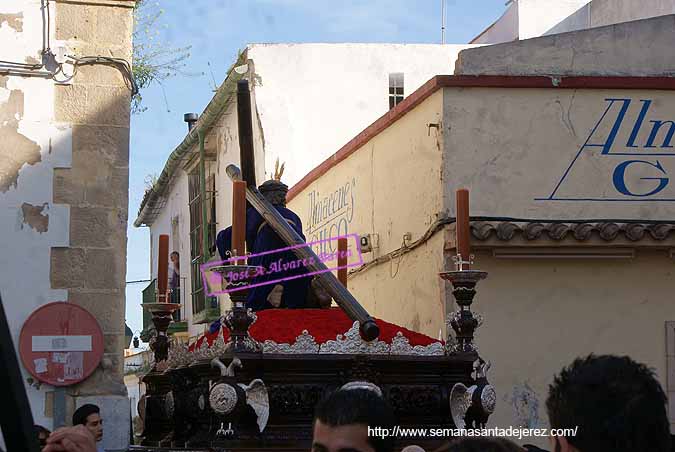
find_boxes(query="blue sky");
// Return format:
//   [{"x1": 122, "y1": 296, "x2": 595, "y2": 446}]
[{"x1": 125, "y1": 0, "x2": 508, "y2": 337}]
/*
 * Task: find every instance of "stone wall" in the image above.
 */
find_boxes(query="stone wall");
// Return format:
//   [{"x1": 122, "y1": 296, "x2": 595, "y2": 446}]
[{"x1": 52, "y1": 1, "x2": 134, "y2": 449}]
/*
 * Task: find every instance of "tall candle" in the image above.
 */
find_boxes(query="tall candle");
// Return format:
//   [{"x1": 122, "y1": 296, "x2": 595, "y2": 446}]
[
  {"x1": 232, "y1": 180, "x2": 247, "y2": 263},
  {"x1": 456, "y1": 189, "x2": 471, "y2": 269},
  {"x1": 157, "y1": 234, "x2": 169, "y2": 302},
  {"x1": 337, "y1": 237, "x2": 348, "y2": 287}
]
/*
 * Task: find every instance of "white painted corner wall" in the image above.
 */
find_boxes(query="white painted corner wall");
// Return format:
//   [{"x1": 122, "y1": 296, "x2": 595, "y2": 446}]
[{"x1": 0, "y1": 0, "x2": 70, "y2": 440}]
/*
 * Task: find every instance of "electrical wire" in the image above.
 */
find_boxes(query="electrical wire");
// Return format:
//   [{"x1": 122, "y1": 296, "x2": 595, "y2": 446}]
[
  {"x1": 0, "y1": 68, "x2": 52, "y2": 77},
  {"x1": 349, "y1": 216, "x2": 454, "y2": 278},
  {"x1": 347, "y1": 214, "x2": 675, "y2": 278},
  {"x1": 66, "y1": 55, "x2": 139, "y2": 96},
  {"x1": 2, "y1": 0, "x2": 138, "y2": 99},
  {"x1": 0, "y1": 0, "x2": 49, "y2": 70},
  {"x1": 0, "y1": 60, "x2": 43, "y2": 69},
  {"x1": 44, "y1": 0, "x2": 51, "y2": 53}
]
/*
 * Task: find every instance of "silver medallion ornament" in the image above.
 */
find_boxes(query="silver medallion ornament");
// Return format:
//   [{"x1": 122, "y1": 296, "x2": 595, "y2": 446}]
[
  {"x1": 209, "y1": 383, "x2": 239, "y2": 415},
  {"x1": 481, "y1": 385, "x2": 497, "y2": 414}
]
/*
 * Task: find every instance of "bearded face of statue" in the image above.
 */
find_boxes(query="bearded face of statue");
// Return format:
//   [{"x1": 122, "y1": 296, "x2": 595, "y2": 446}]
[
  {"x1": 259, "y1": 180, "x2": 288, "y2": 207},
  {"x1": 263, "y1": 190, "x2": 287, "y2": 207}
]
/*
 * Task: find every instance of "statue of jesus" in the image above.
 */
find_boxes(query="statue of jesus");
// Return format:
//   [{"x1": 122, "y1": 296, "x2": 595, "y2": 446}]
[{"x1": 216, "y1": 176, "x2": 313, "y2": 311}]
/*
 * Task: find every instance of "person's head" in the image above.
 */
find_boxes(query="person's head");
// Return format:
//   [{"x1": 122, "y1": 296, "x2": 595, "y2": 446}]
[
  {"x1": 72, "y1": 404, "x2": 103, "y2": 442},
  {"x1": 546, "y1": 354, "x2": 671, "y2": 452},
  {"x1": 35, "y1": 425, "x2": 51, "y2": 448},
  {"x1": 312, "y1": 387, "x2": 396, "y2": 452},
  {"x1": 258, "y1": 179, "x2": 288, "y2": 207},
  {"x1": 434, "y1": 437, "x2": 525, "y2": 452},
  {"x1": 170, "y1": 251, "x2": 179, "y2": 266}
]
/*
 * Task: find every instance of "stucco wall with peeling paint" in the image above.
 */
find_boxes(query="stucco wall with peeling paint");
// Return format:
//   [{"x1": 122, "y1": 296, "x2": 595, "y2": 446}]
[
  {"x1": 0, "y1": 0, "x2": 71, "y2": 436},
  {"x1": 0, "y1": 1, "x2": 135, "y2": 450}
]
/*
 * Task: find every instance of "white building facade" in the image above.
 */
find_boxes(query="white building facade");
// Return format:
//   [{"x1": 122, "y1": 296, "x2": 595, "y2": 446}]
[
  {"x1": 135, "y1": 43, "x2": 474, "y2": 339},
  {"x1": 471, "y1": 0, "x2": 675, "y2": 44}
]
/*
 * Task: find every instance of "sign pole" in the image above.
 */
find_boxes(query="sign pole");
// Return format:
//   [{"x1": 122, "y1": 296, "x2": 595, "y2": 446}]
[{"x1": 54, "y1": 387, "x2": 66, "y2": 429}]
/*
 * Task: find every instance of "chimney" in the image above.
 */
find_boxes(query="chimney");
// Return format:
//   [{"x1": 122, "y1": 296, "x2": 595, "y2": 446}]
[{"x1": 183, "y1": 113, "x2": 198, "y2": 131}]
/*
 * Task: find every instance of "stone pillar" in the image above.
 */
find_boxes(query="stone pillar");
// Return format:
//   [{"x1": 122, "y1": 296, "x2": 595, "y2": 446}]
[{"x1": 50, "y1": 1, "x2": 135, "y2": 450}]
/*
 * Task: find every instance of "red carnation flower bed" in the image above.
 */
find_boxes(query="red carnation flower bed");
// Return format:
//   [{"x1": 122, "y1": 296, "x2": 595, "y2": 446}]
[{"x1": 189, "y1": 308, "x2": 440, "y2": 352}]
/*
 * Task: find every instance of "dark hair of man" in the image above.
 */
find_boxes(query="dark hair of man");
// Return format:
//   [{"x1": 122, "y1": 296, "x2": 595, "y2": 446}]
[
  {"x1": 313, "y1": 388, "x2": 396, "y2": 452},
  {"x1": 72, "y1": 403, "x2": 100, "y2": 426},
  {"x1": 170, "y1": 251, "x2": 179, "y2": 258},
  {"x1": 546, "y1": 354, "x2": 671, "y2": 452},
  {"x1": 434, "y1": 437, "x2": 525, "y2": 452}
]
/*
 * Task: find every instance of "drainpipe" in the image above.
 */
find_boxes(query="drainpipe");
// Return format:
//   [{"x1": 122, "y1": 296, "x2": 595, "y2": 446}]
[{"x1": 198, "y1": 129, "x2": 209, "y2": 268}]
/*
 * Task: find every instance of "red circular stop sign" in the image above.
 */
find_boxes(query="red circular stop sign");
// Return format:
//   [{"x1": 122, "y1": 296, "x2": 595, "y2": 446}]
[{"x1": 19, "y1": 302, "x2": 104, "y2": 386}]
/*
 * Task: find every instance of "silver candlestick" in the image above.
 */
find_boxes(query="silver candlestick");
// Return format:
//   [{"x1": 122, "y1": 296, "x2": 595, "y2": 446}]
[{"x1": 439, "y1": 254, "x2": 487, "y2": 354}]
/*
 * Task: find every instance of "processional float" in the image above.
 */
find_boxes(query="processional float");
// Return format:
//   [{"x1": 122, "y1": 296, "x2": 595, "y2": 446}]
[{"x1": 133, "y1": 80, "x2": 495, "y2": 452}]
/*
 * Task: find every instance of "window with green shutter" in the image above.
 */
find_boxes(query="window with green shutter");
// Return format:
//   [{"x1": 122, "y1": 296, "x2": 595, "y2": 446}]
[{"x1": 188, "y1": 169, "x2": 219, "y2": 323}]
